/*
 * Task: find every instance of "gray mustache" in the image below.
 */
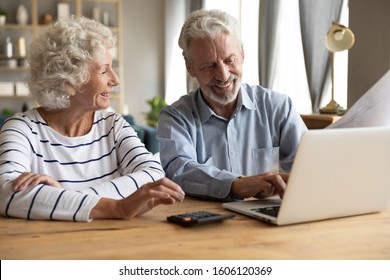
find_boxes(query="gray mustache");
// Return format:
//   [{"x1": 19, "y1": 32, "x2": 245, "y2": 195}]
[{"x1": 208, "y1": 74, "x2": 238, "y2": 87}]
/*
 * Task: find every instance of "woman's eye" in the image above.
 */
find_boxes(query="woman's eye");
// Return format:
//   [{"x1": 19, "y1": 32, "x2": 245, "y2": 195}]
[{"x1": 100, "y1": 68, "x2": 109, "y2": 74}]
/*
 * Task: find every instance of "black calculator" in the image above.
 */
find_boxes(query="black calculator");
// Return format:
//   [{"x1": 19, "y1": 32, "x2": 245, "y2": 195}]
[{"x1": 167, "y1": 211, "x2": 235, "y2": 227}]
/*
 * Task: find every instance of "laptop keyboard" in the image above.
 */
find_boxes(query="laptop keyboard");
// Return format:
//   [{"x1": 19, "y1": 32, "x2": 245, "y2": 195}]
[{"x1": 251, "y1": 206, "x2": 280, "y2": 217}]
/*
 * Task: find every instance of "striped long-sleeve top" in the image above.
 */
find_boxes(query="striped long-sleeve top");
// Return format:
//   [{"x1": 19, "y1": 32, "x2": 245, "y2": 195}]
[{"x1": 0, "y1": 109, "x2": 164, "y2": 222}]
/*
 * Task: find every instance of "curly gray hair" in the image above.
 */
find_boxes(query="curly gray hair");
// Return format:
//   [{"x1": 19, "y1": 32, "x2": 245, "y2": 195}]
[
  {"x1": 27, "y1": 16, "x2": 116, "y2": 110},
  {"x1": 178, "y1": 9, "x2": 242, "y2": 66}
]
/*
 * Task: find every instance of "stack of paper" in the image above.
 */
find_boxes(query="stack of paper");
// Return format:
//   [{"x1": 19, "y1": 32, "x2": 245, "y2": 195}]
[{"x1": 328, "y1": 70, "x2": 390, "y2": 128}]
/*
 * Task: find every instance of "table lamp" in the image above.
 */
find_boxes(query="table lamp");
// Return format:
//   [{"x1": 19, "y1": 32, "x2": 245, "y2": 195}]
[{"x1": 320, "y1": 22, "x2": 355, "y2": 114}]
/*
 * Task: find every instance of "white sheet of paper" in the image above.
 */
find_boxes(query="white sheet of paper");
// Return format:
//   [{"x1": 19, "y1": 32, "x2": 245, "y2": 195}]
[{"x1": 328, "y1": 70, "x2": 390, "y2": 128}]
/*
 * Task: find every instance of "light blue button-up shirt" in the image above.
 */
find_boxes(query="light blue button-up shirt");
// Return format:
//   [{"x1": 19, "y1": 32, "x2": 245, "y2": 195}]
[{"x1": 157, "y1": 83, "x2": 307, "y2": 200}]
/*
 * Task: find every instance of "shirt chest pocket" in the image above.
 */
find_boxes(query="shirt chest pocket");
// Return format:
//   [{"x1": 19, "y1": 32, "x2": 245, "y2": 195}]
[{"x1": 252, "y1": 147, "x2": 280, "y2": 174}]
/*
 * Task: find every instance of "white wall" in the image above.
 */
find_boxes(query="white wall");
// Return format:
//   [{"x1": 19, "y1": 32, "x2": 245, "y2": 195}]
[{"x1": 122, "y1": 0, "x2": 165, "y2": 124}]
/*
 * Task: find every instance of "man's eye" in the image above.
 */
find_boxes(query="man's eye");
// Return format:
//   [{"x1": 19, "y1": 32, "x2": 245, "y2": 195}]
[
  {"x1": 225, "y1": 58, "x2": 235, "y2": 64},
  {"x1": 201, "y1": 64, "x2": 214, "y2": 70}
]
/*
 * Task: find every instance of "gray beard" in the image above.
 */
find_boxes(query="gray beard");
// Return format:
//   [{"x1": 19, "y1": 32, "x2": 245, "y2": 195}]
[{"x1": 203, "y1": 79, "x2": 241, "y2": 105}]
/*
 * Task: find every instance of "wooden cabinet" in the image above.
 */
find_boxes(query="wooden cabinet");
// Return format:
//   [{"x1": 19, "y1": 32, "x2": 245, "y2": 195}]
[{"x1": 0, "y1": 0, "x2": 123, "y2": 114}]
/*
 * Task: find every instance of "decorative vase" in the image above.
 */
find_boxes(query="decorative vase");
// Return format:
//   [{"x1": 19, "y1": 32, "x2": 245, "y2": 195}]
[
  {"x1": 16, "y1": 4, "x2": 28, "y2": 25},
  {"x1": 4, "y1": 37, "x2": 13, "y2": 58},
  {"x1": 0, "y1": 15, "x2": 5, "y2": 26},
  {"x1": 92, "y1": 7, "x2": 100, "y2": 22}
]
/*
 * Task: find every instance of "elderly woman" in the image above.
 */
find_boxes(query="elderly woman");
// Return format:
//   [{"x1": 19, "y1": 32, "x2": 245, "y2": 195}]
[{"x1": 0, "y1": 17, "x2": 184, "y2": 222}]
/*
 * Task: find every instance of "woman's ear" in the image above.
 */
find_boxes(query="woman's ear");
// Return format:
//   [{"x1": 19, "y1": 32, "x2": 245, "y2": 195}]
[{"x1": 65, "y1": 82, "x2": 77, "y2": 97}]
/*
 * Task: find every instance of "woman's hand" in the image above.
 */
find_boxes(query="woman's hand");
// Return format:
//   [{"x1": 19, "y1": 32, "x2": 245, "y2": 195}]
[
  {"x1": 231, "y1": 172, "x2": 289, "y2": 199},
  {"x1": 12, "y1": 172, "x2": 63, "y2": 192},
  {"x1": 90, "y1": 177, "x2": 185, "y2": 220}
]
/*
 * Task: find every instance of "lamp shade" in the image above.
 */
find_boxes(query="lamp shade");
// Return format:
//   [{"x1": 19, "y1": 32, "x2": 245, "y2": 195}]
[{"x1": 325, "y1": 23, "x2": 355, "y2": 52}]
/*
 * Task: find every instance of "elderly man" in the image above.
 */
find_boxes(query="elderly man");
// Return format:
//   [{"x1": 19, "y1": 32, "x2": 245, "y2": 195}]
[{"x1": 157, "y1": 9, "x2": 307, "y2": 201}]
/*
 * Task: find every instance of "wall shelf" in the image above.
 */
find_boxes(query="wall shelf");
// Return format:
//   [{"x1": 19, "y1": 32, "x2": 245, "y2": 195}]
[{"x1": 0, "y1": 0, "x2": 123, "y2": 114}]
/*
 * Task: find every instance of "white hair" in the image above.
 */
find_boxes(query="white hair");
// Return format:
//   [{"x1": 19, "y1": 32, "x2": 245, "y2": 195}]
[
  {"x1": 178, "y1": 9, "x2": 242, "y2": 65},
  {"x1": 27, "y1": 16, "x2": 116, "y2": 110}
]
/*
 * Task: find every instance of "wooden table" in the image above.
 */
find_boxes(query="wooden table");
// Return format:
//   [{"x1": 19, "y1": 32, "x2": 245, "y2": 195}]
[{"x1": 1, "y1": 197, "x2": 389, "y2": 260}]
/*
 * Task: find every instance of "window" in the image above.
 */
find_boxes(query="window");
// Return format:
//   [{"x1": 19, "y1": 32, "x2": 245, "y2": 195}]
[
  {"x1": 273, "y1": 0, "x2": 349, "y2": 113},
  {"x1": 165, "y1": 0, "x2": 349, "y2": 114},
  {"x1": 271, "y1": 1, "x2": 312, "y2": 114},
  {"x1": 204, "y1": 0, "x2": 260, "y2": 87}
]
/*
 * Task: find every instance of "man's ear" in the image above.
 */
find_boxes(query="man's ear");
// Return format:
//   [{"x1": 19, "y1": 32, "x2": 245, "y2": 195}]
[{"x1": 186, "y1": 62, "x2": 196, "y2": 77}]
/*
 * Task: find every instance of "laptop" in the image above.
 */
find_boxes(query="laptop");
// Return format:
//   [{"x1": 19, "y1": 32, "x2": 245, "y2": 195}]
[{"x1": 223, "y1": 127, "x2": 390, "y2": 225}]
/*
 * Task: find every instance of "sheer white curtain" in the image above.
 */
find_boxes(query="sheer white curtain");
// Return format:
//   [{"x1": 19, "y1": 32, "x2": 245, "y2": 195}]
[
  {"x1": 164, "y1": 0, "x2": 187, "y2": 105},
  {"x1": 299, "y1": 0, "x2": 345, "y2": 113},
  {"x1": 164, "y1": 0, "x2": 204, "y2": 104},
  {"x1": 258, "y1": 0, "x2": 280, "y2": 89},
  {"x1": 260, "y1": 0, "x2": 349, "y2": 114},
  {"x1": 204, "y1": 0, "x2": 260, "y2": 86},
  {"x1": 271, "y1": 0, "x2": 312, "y2": 114}
]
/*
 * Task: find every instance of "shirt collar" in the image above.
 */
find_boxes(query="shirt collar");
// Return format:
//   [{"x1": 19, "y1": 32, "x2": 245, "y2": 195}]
[{"x1": 240, "y1": 85, "x2": 256, "y2": 111}]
